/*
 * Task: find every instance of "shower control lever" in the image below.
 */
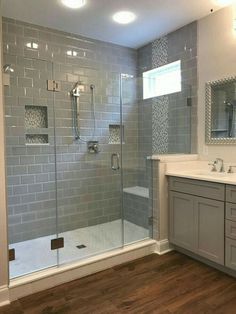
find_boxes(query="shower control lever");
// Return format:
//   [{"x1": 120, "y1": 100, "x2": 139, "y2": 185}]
[{"x1": 111, "y1": 153, "x2": 120, "y2": 171}]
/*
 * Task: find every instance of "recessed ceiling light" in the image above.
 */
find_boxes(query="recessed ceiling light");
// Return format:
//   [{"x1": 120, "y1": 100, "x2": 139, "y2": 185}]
[
  {"x1": 112, "y1": 11, "x2": 136, "y2": 24},
  {"x1": 61, "y1": 0, "x2": 86, "y2": 9},
  {"x1": 26, "y1": 42, "x2": 38, "y2": 49},
  {"x1": 215, "y1": 0, "x2": 236, "y2": 5},
  {"x1": 66, "y1": 50, "x2": 78, "y2": 56}
]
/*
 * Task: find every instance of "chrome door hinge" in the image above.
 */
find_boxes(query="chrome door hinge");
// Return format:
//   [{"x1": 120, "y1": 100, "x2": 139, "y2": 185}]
[
  {"x1": 47, "y1": 80, "x2": 61, "y2": 92},
  {"x1": 148, "y1": 217, "x2": 154, "y2": 226},
  {"x1": 51, "y1": 237, "x2": 64, "y2": 250},
  {"x1": 9, "y1": 248, "x2": 15, "y2": 262}
]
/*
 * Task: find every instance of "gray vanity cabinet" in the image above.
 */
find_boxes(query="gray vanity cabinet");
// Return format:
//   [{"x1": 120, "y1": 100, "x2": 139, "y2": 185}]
[
  {"x1": 169, "y1": 177, "x2": 225, "y2": 265},
  {"x1": 225, "y1": 185, "x2": 236, "y2": 271}
]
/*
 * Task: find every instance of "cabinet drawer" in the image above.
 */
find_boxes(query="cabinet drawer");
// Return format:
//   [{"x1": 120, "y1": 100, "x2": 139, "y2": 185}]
[
  {"x1": 226, "y1": 220, "x2": 236, "y2": 240},
  {"x1": 226, "y1": 185, "x2": 236, "y2": 204},
  {"x1": 226, "y1": 203, "x2": 236, "y2": 222},
  {"x1": 225, "y1": 238, "x2": 236, "y2": 271},
  {"x1": 169, "y1": 177, "x2": 224, "y2": 201}
]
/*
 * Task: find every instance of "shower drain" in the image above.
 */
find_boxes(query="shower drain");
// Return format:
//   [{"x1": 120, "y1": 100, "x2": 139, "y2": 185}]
[{"x1": 76, "y1": 244, "x2": 86, "y2": 249}]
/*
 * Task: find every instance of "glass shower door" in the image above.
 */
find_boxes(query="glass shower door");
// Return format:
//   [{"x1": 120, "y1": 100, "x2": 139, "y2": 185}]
[
  {"x1": 121, "y1": 75, "x2": 153, "y2": 244},
  {"x1": 55, "y1": 75, "x2": 123, "y2": 265},
  {"x1": 4, "y1": 56, "x2": 59, "y2": 278}
]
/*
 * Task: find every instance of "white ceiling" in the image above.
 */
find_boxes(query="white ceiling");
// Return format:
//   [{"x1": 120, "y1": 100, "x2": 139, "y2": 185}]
[{"x1": 1, "y1": 0, "x2": 227, "y2": 48}]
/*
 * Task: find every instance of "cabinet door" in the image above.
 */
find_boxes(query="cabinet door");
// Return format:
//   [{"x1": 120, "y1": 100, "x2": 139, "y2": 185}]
[
  {"x1": 169, "y1": 191, "x2": 195, "y2": 251},
  {"x1": 226, "y1": 202, "x2": 236, "y2": 222},
  {"x1": 195, "y1": 197, "x2": 224, "y2": 265},
  {"x1": 226, "y1": 220, "x2": 236, "y2": 240},
  {"x1": 225, "y1": 238, "x2": 236, "y2": 271}
]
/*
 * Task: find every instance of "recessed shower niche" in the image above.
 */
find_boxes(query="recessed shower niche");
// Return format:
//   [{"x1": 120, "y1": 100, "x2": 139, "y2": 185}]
[
  {"x1": 25, "y1": 105, "x2": 48, "y2": 129},
  {"x1": 109, "y1": 124, "x2": 125, "y2": 144},
  {"x1": 25, "y1": 105, "x2": 49, "y2": 145},
  {"x1": 25, "y1": 134, "x2": 49, "y2": 145}
]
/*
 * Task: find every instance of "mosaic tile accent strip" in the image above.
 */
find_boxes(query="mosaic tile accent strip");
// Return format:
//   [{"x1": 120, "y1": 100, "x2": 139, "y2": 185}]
[
  {"x1": 151, "y1": 36, "x2": 169, "y2": 154},
  {"x1": 109, "y1": 125, "x2": 124, "y2": 144},
  {"x1": 152, "y1": 96, "x2": 169, "y2": 154},
  {"x1": 152, "y1": 36, "x2": 168, "y2": 68},
  {"x1": 25, "y1": 105, "x2": 48, "y2": 129},
  {"x1": 25, "y1": 134, "x2": 49, "y2": 144}
]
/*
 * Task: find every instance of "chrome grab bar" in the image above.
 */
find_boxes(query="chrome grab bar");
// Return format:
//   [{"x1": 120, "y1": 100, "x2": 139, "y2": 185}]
[{"x1": 111, "y1": 153, "x2": 120, "y2": 171}]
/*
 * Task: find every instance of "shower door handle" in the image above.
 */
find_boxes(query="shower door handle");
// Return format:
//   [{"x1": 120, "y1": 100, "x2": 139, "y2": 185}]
[{"x1": 111, "y1": 153, "x2": 120, "y2": 171}]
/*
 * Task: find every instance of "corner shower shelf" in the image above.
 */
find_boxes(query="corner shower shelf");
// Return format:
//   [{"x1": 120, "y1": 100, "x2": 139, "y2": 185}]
[{"x1": 123, "y1": 186, "x2": 149, "y2": 198}]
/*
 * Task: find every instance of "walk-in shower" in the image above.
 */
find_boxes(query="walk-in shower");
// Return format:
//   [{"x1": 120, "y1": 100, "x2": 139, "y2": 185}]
[
  {"x1": 4, "y1": 54, "x2": 153, "y2": 278},
  {"x1": 225, "y1": 100, "x2": 236, "y2": 137},
  {"x1": 3, "y1": 16, "x2": 194, "y2": 281}
]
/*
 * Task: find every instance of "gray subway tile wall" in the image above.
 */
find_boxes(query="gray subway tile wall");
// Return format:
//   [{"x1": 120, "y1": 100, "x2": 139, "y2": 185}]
[
  {"x1": 3, "y1": 16, "x2": 198, "y2": 245},
  {"x1": 137, "y1": 22, "x2": 198, "y2": 162},
  {"x1": 136, "y1": 22, "x2": 198, "y2": 240},
  {"x1": 167, "y1": 22, "x2": 198, "y2": 154},
  {"x1": 3, "y1": 17, "x2": 138, "y2": 243}
]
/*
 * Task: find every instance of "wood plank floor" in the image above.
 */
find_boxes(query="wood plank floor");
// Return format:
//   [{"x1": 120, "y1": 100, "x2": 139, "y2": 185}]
[{"x1": 1, "y1": 251, "x2": 236, "y2": 314}]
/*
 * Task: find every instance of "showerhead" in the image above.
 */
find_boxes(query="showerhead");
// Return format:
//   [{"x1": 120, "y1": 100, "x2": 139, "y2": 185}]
[{"x1": 3, "y1": 64, "x2": 14, "y2": 73}]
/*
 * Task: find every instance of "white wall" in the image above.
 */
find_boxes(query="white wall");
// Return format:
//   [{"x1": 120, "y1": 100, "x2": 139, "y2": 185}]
[{"x1": 198, "y1": 5, "x2": 236, "y2": 162}]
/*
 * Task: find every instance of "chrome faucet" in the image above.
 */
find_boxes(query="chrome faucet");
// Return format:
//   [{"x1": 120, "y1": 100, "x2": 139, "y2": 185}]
[
  {"x1": 216, "y1": 158, "x2": 225, "y2": 173},
  {"x1": 208, "y1": 161, "x2": 217, "y2": 172}
]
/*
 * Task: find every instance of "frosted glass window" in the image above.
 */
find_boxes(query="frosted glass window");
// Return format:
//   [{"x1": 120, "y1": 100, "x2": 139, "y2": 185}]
[{"x1": 143, "y1": 60, "x2": 181, "y2": 99}]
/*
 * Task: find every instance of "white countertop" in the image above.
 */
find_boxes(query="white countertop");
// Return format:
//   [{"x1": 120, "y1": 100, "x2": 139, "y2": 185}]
[
  {"x1": 166, "y1": 170, "x2": 236, "y2": 185},
  {"x1": 147, "y1": 154, "x2": 198, "y2": 162}
]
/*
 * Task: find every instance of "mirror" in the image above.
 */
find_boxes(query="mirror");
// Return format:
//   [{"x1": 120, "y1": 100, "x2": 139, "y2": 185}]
[{"x1": 206, "y1": 76, "x2": 236, "y2": 144}]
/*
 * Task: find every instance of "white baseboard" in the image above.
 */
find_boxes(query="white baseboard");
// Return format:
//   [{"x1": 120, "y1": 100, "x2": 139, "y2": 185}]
[
  {"x1": 154, "y1": 239, "x2": 173, "y2": 255},
  {"x1": 9, "y1": 239, "x2": 157, "y2": 302},
  {"x1": 0, "y1": 286, "x2": 10, "y2": 307}
]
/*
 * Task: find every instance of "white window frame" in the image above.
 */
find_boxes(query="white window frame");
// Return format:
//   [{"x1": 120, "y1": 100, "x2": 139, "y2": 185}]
[{"x1": 143, "y1": 60, "x2": 182, "y2": 99}]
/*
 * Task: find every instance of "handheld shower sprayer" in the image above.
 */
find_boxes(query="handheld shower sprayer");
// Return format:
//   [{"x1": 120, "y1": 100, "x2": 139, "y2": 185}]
[
  {"x1": 71, "y1": 81, "x2": 96, "y2": 143},
  {"x1": 225, "y1": 100, "x2": 236, "y2": 137},
  {"x1": 71, "y1": 81, "x2": 83, "y2": 140},
  {"x1": 71, "y1": 81, "x2": 82, "y2": 97}
]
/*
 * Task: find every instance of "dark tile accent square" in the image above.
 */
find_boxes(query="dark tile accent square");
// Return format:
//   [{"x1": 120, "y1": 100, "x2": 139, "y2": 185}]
[{"x1": 76, "y1": 244, "x2": 86, "y2": 249}]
